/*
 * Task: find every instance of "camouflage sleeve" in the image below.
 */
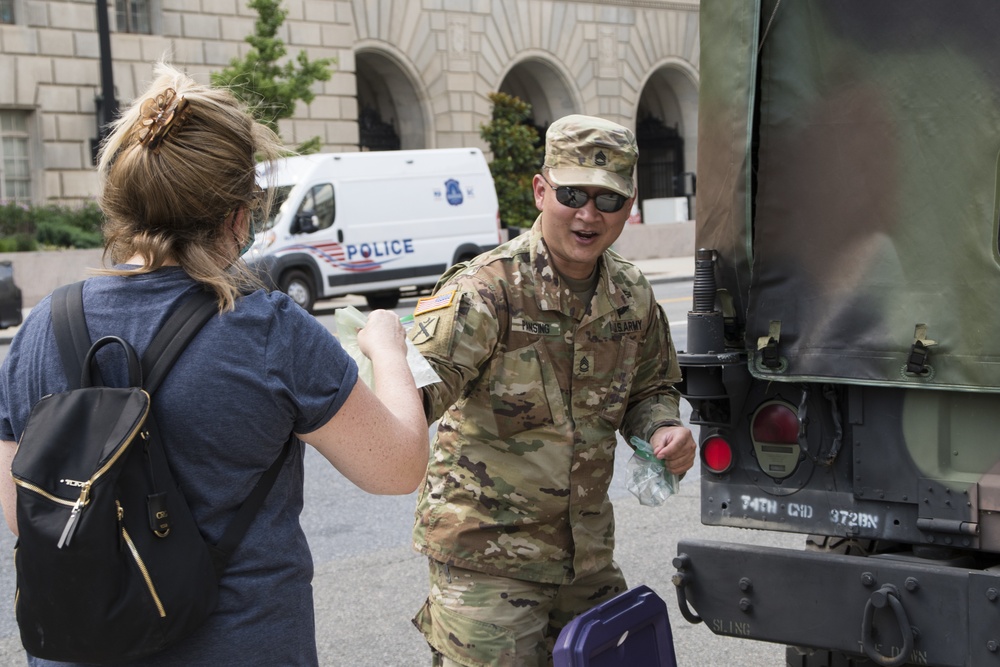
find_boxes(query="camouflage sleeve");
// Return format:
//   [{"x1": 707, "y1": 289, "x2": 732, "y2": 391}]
[
  {"x1": 408, "y1": 274, "x2": 502, "y2": 421},
  {"x1": 619, "y1": 301, "x2": 683, "y2": 444}
]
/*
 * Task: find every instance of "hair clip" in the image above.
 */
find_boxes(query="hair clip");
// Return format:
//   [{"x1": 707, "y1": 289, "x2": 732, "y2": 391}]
[{"x1": 136, "y1": 88, "x2": 191, "y2": 152}]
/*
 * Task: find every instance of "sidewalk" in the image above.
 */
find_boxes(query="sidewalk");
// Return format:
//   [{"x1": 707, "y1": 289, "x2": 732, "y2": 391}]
[
  {"x1": 633, "y1": 255, "x2": 695, "y2": 284},
  {"x1": 0, "y1": 256, "x2": 695, "y2": 345}
]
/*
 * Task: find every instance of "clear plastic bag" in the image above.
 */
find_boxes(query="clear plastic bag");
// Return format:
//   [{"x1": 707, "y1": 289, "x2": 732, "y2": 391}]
[
  {"x1": 625, "y1": 436, "x2": 679, "y2": 506},
  {"x1": 334, "y1": 305, "x2": 441, "y2": 389}
]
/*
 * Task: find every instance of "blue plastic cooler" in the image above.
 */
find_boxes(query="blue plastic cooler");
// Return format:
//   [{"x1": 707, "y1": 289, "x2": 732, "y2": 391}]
[{"x1": 553, "y1": 585, "x2": 677, "y2": 667}]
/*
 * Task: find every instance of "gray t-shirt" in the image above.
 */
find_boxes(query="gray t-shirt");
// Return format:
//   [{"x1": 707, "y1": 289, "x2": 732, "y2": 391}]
[{"x1": 0, "y1": 268, "x2": 358, "y2": 666}]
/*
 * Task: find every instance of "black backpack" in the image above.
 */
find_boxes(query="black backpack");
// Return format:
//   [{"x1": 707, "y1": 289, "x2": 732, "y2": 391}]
[{"x1": 10, "y1": 281, "x2": 291, "y2": 664}]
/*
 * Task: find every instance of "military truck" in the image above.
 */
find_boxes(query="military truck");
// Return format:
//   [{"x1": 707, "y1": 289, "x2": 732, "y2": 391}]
[{"x1": 673, "y1": 2, "x2": 1000, "y2": 665}]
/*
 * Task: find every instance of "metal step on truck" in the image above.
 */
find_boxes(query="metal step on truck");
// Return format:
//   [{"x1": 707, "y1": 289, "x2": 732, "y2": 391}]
[{"x1": 673, "y1": 2, "x2": 1000, "y2": 666}]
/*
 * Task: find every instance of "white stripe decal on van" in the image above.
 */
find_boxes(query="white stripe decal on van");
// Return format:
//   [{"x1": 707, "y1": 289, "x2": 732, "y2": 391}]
[{"x1": 282, "y1": 241, "x2": 414, "y2": 273}]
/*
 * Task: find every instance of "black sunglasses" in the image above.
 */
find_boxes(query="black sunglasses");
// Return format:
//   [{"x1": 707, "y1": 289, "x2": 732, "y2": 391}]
[{"x1": 541, "y1": 174, "x2": 628, "y2": 213}]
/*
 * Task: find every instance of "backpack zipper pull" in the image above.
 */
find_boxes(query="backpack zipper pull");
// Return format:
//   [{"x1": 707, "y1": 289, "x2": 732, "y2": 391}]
[
  {"x1": 57, "y1": 483, "x2": 90, "y2": 549},
  {"x1": 57, "y1": 502, "x2": 82, "y2": 549},
  {"x1": 116, "y1": 500, "x2": 125, "y2": 551}
]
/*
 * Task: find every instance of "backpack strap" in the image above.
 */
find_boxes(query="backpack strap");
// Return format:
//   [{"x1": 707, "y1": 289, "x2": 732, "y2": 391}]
[
  {"x1": 50, "y1": 281, "x2": 218, "y2": 391},
  {"x1": 209, "y1": 436, "x2": 294, "y2": 572},
  {"x1": 51, "y1": 280, "x2": 292, "y2": 572},
  {"x1": 135, "y1": 288, "x2": 292, "y2": 569},
  {"x1": 51, "y1": 281, "x2": 91, "y2": 390},
  {"x1": 139, "y1": 289, "x2": 293, "y2": 571},
  {"x1": 140, "y1": 290, "x2": 218, "y2": 394}
]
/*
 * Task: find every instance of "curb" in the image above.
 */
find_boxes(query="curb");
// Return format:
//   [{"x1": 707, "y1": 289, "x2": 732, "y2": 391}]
[{"x1": 647, "y1": 273, "x2": 694, "y2": 285}]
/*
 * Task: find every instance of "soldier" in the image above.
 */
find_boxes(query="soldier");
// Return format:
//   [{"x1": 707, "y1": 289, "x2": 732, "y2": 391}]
[{"x1": 408, "y1": 114, "x2": 696, "y2": 666}]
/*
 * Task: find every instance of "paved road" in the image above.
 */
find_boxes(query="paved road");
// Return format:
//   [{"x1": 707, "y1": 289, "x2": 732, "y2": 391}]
[{"x1": 0, "y1": 280, "x2": 802, "y2": 666}]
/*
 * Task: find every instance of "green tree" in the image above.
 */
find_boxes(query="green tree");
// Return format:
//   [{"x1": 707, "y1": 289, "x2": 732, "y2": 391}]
[
  {"x1": 479, "y1": 92, "x2": 543, "y2": 229},
  {"x1": 212, "y1": 0, "x2": 334, "y2": 153}
]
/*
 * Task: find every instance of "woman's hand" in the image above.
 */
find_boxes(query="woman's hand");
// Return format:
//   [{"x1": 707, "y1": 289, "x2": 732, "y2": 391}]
[
  {"x1": 357, "y1": 309, "x2": 407, "y2": 361},
  {"x1": 301, "y1": 309, "x2": 428, "y2": 495}
]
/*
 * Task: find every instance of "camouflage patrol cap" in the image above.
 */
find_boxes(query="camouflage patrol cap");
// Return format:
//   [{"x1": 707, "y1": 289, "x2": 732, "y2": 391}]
[{"x1": 544, "y1": 114, "x2": 638, "y2": 198}]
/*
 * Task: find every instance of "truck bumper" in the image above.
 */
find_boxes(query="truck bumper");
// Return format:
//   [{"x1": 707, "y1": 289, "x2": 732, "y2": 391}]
[{"x1": 673, "y1": 539, "x2": 1000, "y2": 667}]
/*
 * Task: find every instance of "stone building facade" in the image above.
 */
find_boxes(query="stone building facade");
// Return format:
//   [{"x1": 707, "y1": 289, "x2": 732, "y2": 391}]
[{"x1": 0, "y1": 0, "x2": 699, "y2": 212}]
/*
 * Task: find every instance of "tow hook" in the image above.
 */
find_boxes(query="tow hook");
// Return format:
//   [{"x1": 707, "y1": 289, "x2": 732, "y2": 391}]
[
  {"x1": 671, "y1": 553, "x2": 703, "y2": 624},
  {"x1": 861, "y1": 583, "x2": 914, "y2": 666}
]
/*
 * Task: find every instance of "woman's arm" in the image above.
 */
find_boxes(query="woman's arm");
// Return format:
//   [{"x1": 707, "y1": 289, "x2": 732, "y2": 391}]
[
  {"x1": 297, "y1": 310, "x2": 428, "y2": 495},
  {"x1": 0, "y1": 439, "x2": 18, "y2": 535}
]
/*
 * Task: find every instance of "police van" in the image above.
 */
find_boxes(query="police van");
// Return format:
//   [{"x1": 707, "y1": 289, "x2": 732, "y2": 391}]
[{"x1": 249, "y1": 148, "x2": 501, "y2": 312}]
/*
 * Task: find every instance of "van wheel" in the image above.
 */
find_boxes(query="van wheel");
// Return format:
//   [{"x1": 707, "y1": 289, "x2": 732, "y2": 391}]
[
  {"x1": 280, "y1": 271, "x2": 315, "y2": 312},
  {"x1": 365, "y1": 291, "x2": 400, "y2": 310}
]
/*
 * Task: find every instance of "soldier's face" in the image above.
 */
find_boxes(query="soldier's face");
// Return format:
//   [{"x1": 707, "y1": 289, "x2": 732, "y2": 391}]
[{"x1": 533, "y1": 173, "x2": 633, "y2": 280}]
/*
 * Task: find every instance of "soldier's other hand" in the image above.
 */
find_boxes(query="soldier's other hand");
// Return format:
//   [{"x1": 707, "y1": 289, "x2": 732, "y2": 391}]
[{"x1": 650, "y1": 425, "x2": 696, "y2": 475}]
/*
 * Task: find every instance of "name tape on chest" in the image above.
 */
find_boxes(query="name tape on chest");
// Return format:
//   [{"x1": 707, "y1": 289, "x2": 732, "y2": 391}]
[{"x1": 511, "y1": 317, "x2": 562, "y2": 336}]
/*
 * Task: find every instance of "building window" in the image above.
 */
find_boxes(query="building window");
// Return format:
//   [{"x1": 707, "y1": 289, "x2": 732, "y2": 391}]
[
  {"x1": 0, "y1": 112, "x2": 31, "y2": 204},
  {"x1": 116, "y1": 0, "x2": 150, "y2": 34},
  {"x1": 1, "y1": 0, "x2": 14, "y2": 24}
]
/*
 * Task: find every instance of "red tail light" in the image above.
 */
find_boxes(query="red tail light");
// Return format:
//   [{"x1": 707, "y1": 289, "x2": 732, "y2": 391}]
[
  {"x1": 751, "y1": 403, "x2": 799, "y2": 443},
  {"x1": 702, "y1": 435, "x2": 734, "y2": 474},
  {"x1": 750, "y1": 401, "x2": 801, "y2": 479}
]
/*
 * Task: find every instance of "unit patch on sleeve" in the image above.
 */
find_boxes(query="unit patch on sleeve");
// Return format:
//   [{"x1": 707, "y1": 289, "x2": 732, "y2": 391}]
[
  {"x1": 409, "y1": 291, "x2": 463, "y2": 357},
  {"x1": 410, "y1": 316, "x2": 439, "y2": 345},
  {"x1": 414, "y1": 289, "x2": 457, "y2": 316}
]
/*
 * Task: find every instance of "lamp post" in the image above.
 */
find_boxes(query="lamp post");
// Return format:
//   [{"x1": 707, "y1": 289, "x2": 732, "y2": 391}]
[{"x1": 92, "y1": 0, "x2": 117, "y2": 164}]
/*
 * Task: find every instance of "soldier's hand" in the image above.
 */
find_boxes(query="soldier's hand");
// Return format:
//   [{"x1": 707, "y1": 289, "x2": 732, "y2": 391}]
[{"x1": 650, "y1": 425, "x2": 696, "y2": 475}]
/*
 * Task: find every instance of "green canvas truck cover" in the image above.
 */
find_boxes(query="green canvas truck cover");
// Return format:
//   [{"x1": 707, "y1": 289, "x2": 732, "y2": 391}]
[{"x1": 700, "y1": 0, "x2": 1000, "y2": 392}]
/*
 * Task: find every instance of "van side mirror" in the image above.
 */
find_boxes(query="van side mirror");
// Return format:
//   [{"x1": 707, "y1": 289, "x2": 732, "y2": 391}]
[{"x1": 292, "y1": 211, "x2": 318, "y2": 234}]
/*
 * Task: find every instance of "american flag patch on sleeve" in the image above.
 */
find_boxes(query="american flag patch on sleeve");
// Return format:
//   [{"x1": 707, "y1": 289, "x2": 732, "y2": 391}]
[{"x1": 413, "y1": 289, "x2": 457, "y2": 316}]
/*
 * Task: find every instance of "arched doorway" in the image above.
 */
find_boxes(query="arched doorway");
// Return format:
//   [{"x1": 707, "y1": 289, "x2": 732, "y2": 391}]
[
  {"x1": 499, "y1": 56, "x2": 579, "y2": 145},
  {"x1": 355, "y1": 48, "x2": 428, "y2": 150},
  {"x1": 636, "y1": 62, "x2": 699, "y2": 218},
  {"x1": 635, "y1": 116, "x2": 683, "y2": 200}
]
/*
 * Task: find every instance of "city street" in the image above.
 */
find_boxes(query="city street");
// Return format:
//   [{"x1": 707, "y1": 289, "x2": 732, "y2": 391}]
[{"x1": 0, "y1": 279, "x2": 801, "y2": 666}]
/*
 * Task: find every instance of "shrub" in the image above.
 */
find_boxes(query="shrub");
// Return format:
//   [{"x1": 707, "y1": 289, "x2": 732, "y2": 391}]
[
  {"x1": 0, "y1": 234, "x2": 37, "y2": 252},
  {"x1": 479, "y1": 92, "x2": 544, "y2": 229},
  {"x1": 0, "y1": 201, "x2": 104, "y2": 251},
  {"x1": 0, "y1": 202, "x2": 32, "y2": 238}
]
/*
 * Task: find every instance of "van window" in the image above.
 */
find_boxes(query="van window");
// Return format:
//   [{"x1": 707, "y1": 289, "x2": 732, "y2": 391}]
[
  {"x1": 296, "y1": 183, "x2": 335, "y2": 233},
  {"x1": 258, "y1": 185, "x2": 292, "y2": 232}
]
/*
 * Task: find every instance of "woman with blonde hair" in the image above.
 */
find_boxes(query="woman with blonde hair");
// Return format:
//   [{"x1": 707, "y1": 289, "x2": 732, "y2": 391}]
[{"x1": 0, "y1": 62, "x2": 429, "y2": 665}]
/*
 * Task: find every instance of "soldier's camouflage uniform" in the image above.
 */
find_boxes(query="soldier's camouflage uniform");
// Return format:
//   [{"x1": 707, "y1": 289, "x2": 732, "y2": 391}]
[{"x1": 408, "y1": 215, "x2": 682, "y2": 663}]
